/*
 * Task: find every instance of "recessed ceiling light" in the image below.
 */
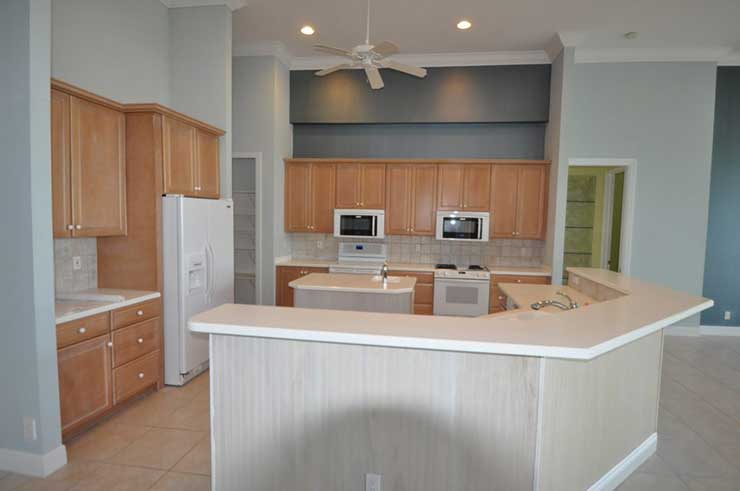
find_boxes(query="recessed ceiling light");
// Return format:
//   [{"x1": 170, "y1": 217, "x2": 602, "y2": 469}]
[
  {"x1": 624, "y1": 31, "x2": 638, "y2": 40},
  {"x1": 300, "y1": 25, "x2": 315, "y2": 36},
  {"x1": 457, "y1": 20, "x2": 472, "y2": 30}
]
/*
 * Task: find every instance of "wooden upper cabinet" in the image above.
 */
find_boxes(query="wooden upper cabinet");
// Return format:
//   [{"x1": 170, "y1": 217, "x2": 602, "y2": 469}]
[
  {"x1": 162, "y1": 116, "x2": 196, "y2": 195},
  {"x1": 195, "y1": 130, "x2": 220, "y2": 198},
  {"x1": 490, "y1": 164, "x2": 549, "y2": 239},
  {"x1": 335, "y1": 163, "x2": 385, "y2": 209},
  {"x1": 285, "y1": 162, "x2": 311, "y2": 232},
  {"x1": 516, "y1": 165, "x2": 548, "y2": 239},
  {"x1": 385, "y1": 164, "x2": 437, "y2": 236},
  {"x1": 309, "y1": 163, "x2": 336, "y2": 233},
  {"x1": 57, "y1": 334, "x2": 113, "y2": 434},
  {"x1": 52, "y1": 89, "x2": 72, "y2": 238},
  {"x1": 69, "y1": 96, "x2": 126, "y2": 237},
  {"x1": 437, "y1": 164, "x2": 490, "y2": 211}
]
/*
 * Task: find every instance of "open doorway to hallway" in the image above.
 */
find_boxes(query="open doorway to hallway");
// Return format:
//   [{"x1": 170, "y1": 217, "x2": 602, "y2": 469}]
[{"x1": 562, "y1": 166, "x2": 626, "y2": 282}]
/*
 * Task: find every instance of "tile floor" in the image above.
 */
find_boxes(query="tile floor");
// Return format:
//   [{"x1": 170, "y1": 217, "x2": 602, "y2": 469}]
[{"x1": 1, "y1": 335, "x2": 740, "y2": 490}]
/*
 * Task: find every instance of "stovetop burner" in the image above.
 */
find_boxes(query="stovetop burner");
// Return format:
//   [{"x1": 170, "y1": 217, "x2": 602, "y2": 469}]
[
  {"x1": 435, "y1": 264, "x2": 457, "y2": 270},
  {"x1": 468, "y1": 265, "x2": 486, "y2": 271}
]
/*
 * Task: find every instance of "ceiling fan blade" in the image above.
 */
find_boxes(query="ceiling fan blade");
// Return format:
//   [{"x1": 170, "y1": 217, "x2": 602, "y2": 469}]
[
  {"x1": 379, "y1": 59, "x2": 427, "y2": 78},
  {"x1": 364, "y1": 66, "x2": 384, "y2": 89},
  {"x1": 313, "y1": 44, "x2": 355, "y2": 58},
  {"x1": 371, "y1": 41, "x2": 399, "y2": 57},
  {"x1": 315, "y1": 64, "x2": 352, "y2": 76}
]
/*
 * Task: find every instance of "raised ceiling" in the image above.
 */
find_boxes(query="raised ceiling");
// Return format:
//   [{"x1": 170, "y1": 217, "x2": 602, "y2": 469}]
[{"x1": 232, "y1": 0, "x2": 740, "y2": 63}]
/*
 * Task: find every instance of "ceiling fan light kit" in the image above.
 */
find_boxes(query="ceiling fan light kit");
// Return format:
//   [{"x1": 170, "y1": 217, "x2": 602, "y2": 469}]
[{"x1": 312, "y1": 0, "x2": 428, "y2": 89}]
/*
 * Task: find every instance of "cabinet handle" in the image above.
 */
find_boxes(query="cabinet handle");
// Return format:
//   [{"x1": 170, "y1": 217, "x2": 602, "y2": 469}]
[
  {"x1": 136, "y1": 310, "x2": 144, "y2": 316},
  {"x1": 107, "y1": 341, "x2": 113, "y2": 348},
  {"x1": 66, "y1": 224, "x2": 74, "y2": 231},
  {"x1": 75, "y1": 225, "x2": 82, "y2": 230},
  {"x1": 78, "y1": 327, "x2": 86, "y2": 334},
  {"x1": 194, "y1": 186, "x2": 201, "y2": 191},
  {"x1": 138, "y1": 372, "x2": 145, "y2": 379},
  {"x1": 137, "y1": 338, "x2": 144, "y2": 344},
  {"x1": 498, "y1": 296, "x2": 504, "y2": 300}
]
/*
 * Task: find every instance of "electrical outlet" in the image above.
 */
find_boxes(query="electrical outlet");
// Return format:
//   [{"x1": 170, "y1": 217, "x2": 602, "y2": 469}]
[
  {"x1": 724, "y1": 310, "x2": 732, "y2": 321},
  {"x1": 316, "y1": 241, "x2": 324, "y2": 250},
  {"x1": 72, "y1": 256, "x2": 82, "y2": 271},
  {"x1": 23, "y1": 417, "x2": 37, "y2": 442},
  {"x1": 571, "y1": 275, "x2": 580, "y2": 286},
  {"x1": 366, "y1": 473, "x2": 382, "y2": 491}
]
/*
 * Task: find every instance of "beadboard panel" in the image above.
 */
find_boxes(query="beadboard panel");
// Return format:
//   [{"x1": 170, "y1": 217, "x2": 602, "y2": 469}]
[
  {"x1": 536, "y1": 331, "x2": 663, "y2": 491},
  {"x1": 211, "y1": 336, "x2": 540, "y2": 491}
]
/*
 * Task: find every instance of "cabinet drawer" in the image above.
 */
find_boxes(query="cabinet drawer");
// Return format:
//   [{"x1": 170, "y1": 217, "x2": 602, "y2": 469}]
[
  {"x1": 57, "y1": 312, "x2": 110, "y2": 349},
  {"x1": 414, "y1": 304, "x2": 433, "y2": 315},
  {"x1": 415, "y1": 283, "x2": 434, "y2": 305},
  {"x1": 113, "y1": 350, "x2": 160, "y2": 404},
  {"x1": 112, "y1": 299, "x2": 161, "y2": 330},
  {"x1": 389, "y1": 271, "x2": 434, "y2": 285},
  {"x1": 491, "y1": 274, "x2": 550, "y2": 285},
  {"x1": 112, "y1": 318, "x2": 161, "y2": 368}
]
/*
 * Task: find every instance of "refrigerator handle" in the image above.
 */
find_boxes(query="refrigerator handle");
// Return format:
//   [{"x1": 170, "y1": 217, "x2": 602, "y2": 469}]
[{"x1": 205, "y1": 243, "x2": 215, "y2": 303}]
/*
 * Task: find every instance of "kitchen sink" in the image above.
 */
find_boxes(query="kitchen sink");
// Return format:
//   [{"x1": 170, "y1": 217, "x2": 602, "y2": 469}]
[{"x1": 371, "y1": 275, "x2": 402, "y2": 283}]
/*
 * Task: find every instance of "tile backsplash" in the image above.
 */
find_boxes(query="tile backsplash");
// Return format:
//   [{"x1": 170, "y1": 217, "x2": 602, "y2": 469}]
[
  {"x1": 289, "y1": 234, "x2": 545, "y2": 267},
  {"x1": 54, "y1": 238, "x2": 98, "y2": 293}
]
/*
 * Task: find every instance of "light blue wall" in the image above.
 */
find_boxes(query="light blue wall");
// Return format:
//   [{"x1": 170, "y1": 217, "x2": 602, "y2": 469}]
[
  {"x1": 552, "y1": 61, "x2": 717, "y2": 325},
  {"x1": 702, "y1": 67, "x2": 740, "y2": 327},
  {"x1": 0, "y1": 0, "x2": 62, "y2": 462}
]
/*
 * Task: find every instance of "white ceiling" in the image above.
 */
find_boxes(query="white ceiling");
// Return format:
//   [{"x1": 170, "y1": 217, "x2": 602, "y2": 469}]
[{"x1": 232, "y1": 0, "x2": 740, "y2": 63}]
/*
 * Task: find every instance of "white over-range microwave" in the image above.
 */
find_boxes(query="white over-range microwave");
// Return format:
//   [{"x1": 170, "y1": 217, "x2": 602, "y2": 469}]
[
  {"x1": 333, "y1": 209, "x2": 385, "y2": 239},
  {"x1": 435, "y1": 211, "x2": 490, "y2": 242}
]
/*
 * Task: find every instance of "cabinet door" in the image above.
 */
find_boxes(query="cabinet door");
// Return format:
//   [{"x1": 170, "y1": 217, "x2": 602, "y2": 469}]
[
  {"x1": 162, "y1": 117, "x2": 196, "y2": 196},
  {"x1": 69, "y1": 97, "x2": 127, "y2": 237},
  {"x1": 360, "y1": 164, "x2": 386, "y2": 209},
  {"x1": 410, "y1": 164, "x2": 437, "y2": 235},
  {"x1": 463, "y1": 164, "x2": 491, "y2": 211},
  {"x1": 335, "y1": 164, "x2": 361, "y2": 208},
  {"x1": 490, "y1": 165, "x2": 520, "y2": 238},
  {"x1": 51, "y1": 89, "x2": 72, "y2": 238},
  {"x1": 58, "y1": 334, "x2": 113, "y2": 434},
  {"x1": 516, "y1": 165, "x2": 548, "y2": 239},
  {"x1": 436, "y1": 165, "x2": 465, "y2": 210},
  {"x1": 195, "y1": 130, "x2": 220, "y2": 199},
  {"x1": 310, "y1": 164, "x2": 336, "y2": 233},
  {"x1": 285, "y1": 163, "x2": 311, "y2": 232},
  {"x1": 276, "y1": 266, "x2": 328, "y2": 307},
  {"x1": 385, "y1": 165, "x2": 412, "y2": 235}
]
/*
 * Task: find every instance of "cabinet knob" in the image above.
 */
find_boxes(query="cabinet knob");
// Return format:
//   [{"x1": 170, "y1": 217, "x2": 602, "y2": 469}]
[
  {"x1": 138, "y1": 372, "x2": 145, "y2": 379},
  {"x1": 78, "y1": 327, "x2": 86, "y2": 334},
  {"x1": 75, "y1": 225, "x2": 82, "y2": 230},
  {"x1": 194, "y1": 186, "x2": 201, "y2": 191},
  {"x1": 517, "y1": 279, "x2": 522, "y2": 283},
  {"x1": 107, "y1": 341, "x2": 113, "y2": 348},
  {"x1": 498, "y1": 296, "x2": 504, "y2": 300},
  {"x1": 136, "y1": 310, "x2": 144, "y2": 316},
  {"x1": 137, "y1": 337, "x2": 144, "y2": 344},
  {"x1": 66, "y1": 224, "x2": 74, "y2": 231}
]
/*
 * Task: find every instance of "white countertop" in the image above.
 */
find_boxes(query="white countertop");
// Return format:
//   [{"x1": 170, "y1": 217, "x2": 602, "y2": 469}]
[
  {"x1": 276, "y1": 258, "x2": 552, "y2": 277},
  {"x1": 55, "y1": 289, "x2": 161, "y2": 324},
  {"x1": 290, "y1": 273, "x2": 416, "y2": 294},
  {"x1": 190, "y1": 268, "x2": 712, "y2": 361}
]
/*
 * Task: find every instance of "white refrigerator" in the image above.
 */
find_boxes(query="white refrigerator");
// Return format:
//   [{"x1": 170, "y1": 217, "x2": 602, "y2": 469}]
[{"x1": 162, "y1": 196, "x2": 234, "y2": 386}]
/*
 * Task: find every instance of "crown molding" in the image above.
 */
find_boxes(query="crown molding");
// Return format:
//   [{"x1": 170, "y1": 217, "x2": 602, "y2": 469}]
[
  {"x1": 575, "y1": 46, "x2": 732, "y2": 64},
  {"x1": 160, "y1": 0, "x2": 247, "y2": 11},
  {"x1": 290, "y1": 50, "x2": 551, "y2": 70},
  {"x1": 233, "y1": 41, "x2": 292, "y2": 68}
]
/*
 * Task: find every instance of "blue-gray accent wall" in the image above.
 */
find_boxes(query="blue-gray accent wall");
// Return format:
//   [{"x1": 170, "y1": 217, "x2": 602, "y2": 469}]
[{"x1": 702, "y1": 67, "x2": 740, "y2": 327}]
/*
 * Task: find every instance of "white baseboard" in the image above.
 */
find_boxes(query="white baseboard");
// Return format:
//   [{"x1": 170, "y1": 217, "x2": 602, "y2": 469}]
[
  {"x1": 0, "y1": 444, "x2": 67, "y2": 478},
  {"x1": 666, "y1": 325, "x2": 740, "y2": 337},
  {"x1": 587, "y1": 433, "x2": 657, "y2": 491}
]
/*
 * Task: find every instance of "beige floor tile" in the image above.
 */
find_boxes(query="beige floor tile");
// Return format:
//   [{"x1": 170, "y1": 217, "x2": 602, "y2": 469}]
[
  {"x1": 0, "y1": 473, "x2": 7, "y2": 481},
  {"x1": 160, "y1": 396, "x2": 210, "y2": 432},
  {"x1": 617, "y1": 471, "x2": 690, "y2": 491},
  {"x1": 107, "y1": 391, "x2": 191, "y2": 428},
  {"x1": 66, "y1": 463, "x2": 163, "y2": 490},
  {"x1": 685, "y1": 476, "x2": 740, "y2": 491},
  {"x1": 658, "y1": 418, "x2": 738, "y2": 479},
  {"x1": 173, "y1": 436, "x2": 211, "y2": 476},
  {"x1": 109, "y1": 428, "x2": 205, "y2": 470},
  {"x1": 636, "y1": 453, "x2": 675, "y2": 476},
  {"x1": 46, "y1": 462, "x2": 101, "y2": 482},
  {"x1": 65, "y1": 422, "x2": 151, "y2": 462},
  {"x1": 0, "y1": 474, "x2": 34, "y2": 491},
  {"x1": 13, "y1": 480, "x2": 77, "y2": 491},
  {"x1": 151, "y1": 472, "x2": 210, "y2": 491}
]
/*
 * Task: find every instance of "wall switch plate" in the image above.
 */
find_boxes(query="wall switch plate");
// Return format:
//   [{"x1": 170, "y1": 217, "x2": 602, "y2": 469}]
[
  {"x1": 366, "y1": 473, "x2": 382, "y2": 491},
  {"x1": 724, "y1": 310, "x2": 732, "y2": 321},
  {"x1": 72, "y1": 256, "x2": 82, "y2": 270},
  {"x1": 23, "y1": 417, "x2": 37, "y2": 442}
]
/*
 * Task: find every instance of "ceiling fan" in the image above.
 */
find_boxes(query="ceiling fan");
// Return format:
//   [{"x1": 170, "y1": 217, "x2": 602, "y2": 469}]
[{"x1": 312, "y1": 0, "x2": 428, "y2": 89}]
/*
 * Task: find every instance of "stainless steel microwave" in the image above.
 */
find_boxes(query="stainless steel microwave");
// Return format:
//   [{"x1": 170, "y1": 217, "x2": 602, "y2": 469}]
[
  {"x1": 435, "y1": 211, "x2": 490, "y2": 241},
  {"x1": 333, "y1": 209, "x2": 385, "y2": 239}
]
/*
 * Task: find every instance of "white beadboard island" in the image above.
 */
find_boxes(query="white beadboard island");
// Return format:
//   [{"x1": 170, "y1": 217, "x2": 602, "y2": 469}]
[{"x1": 190, "y1": 268, "x2": 712, "y2": 491}]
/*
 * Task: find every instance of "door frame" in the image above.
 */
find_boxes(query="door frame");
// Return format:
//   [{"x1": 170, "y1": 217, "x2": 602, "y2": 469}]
[
  {"x1": 600, "y1": 168, "x2": 626, "y2": 270},
  {"x1": 567, "y1": 158, "x2": 636, "y2": 275},
  {"x1": 232, "y1": 152, "x2": 263, "y2": 305}
]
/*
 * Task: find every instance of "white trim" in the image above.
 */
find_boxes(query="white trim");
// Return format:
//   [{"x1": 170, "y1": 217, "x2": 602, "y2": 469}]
[
  {"x1": 160, "y1": 0, "x2": 247, "y2": 11},
  {"x1": 587, "y1": 433, "x2": 657, "y2": 491},
  {"x1": 233, "y1": 42, "x2": 293, "y2": 68},
  {"x1": 575, "y1": 47, "x2": 731, "y2": 64},
  {"x1": 567, "y1": 159, "x2": 637, "y2": 276},
  {"x1": 0, "y1": 445, "x2": 67, "y2": 478},
  {"x1": 600, "y1": 171, "x2": 615, "y2": 269},
  {"x1": 233, "y1": 152, "x2": 263, "y2": 305},
  {"x1": 667, "y1": 325, "x2": 740, "y2": 337},
  {"x1": 289, "y1": 50, "x2": 551, "y2": 70}
]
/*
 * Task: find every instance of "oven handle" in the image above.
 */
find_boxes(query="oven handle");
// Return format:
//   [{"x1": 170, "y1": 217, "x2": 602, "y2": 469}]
[{"x1": 435, "y1": 278, "x2": 490, "y2": 286}]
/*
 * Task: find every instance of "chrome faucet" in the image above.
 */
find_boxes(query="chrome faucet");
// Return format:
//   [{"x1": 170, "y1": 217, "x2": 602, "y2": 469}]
[
  {"x1": 381, "y1": 262, "x2": 389, "y2": 284},
  {"x1": 531, "y1": 299, "x2": 571, "y2": 311},
  {"x1": 556, "y1": 291, "x2": 579, "y2": 309}
]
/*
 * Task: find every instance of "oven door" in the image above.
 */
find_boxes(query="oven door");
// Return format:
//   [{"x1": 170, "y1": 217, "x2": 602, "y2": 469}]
[
  {"x1": 433, "y1": 278, "x2": 490, "y2": 317},
  {"x1": 333, "y1": 211, "x2": 384, "y2": 239}
]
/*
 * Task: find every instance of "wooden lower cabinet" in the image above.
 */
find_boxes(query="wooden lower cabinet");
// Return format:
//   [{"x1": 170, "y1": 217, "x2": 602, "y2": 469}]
[
  {"x1": 490, "y1": 274, "x2": 551, "y2": 313},
  {"x1": 57, "y1": 299, "x2": 163, "y2": 441},
  {"x1": 389, "y1": 271, "x2": 434, "y2": 315},
  {"x1": 276, "y1": 266, "x2": 329, "y2": 306}
]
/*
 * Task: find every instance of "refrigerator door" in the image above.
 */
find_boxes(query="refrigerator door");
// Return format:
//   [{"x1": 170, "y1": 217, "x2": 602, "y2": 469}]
[{"x1": 207, "y1": 199, "x2": 235, "y2": 308}]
